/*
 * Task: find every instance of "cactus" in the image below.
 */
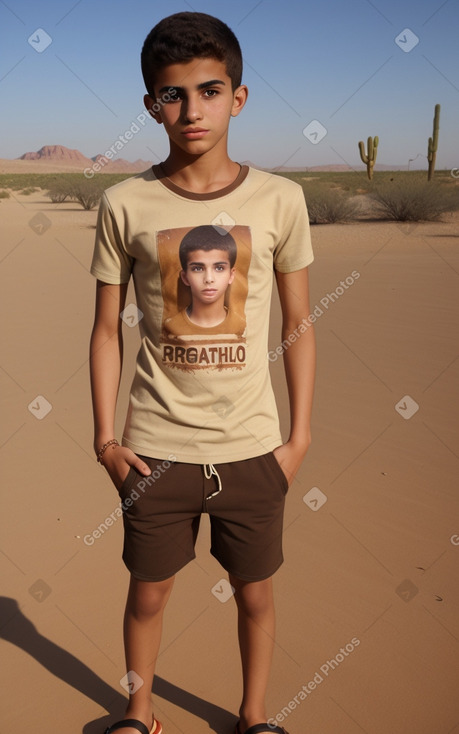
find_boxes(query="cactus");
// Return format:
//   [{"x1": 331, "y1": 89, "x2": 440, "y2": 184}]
[
  {"x1": 358, "y1": 136, "x2": 379, "y2": 180},
  {"x1": 427, "y1": 104, "x2": 440, "y2": 181}
]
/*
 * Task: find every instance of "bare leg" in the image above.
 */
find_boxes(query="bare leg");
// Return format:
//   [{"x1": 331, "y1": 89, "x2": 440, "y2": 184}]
[
  {"x1": 115, "y1": 574, "x2": 175, "y2": 733},
  {"x1": 230, "y1": 574, "x2": 276, "y2": 731}
]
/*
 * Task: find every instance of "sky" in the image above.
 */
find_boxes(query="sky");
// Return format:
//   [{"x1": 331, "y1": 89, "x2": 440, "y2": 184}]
[{"x1": 0, "y1": 0, "x2": 458, "y2": 169}]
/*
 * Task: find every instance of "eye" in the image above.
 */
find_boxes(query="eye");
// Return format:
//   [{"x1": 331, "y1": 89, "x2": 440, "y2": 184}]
[
  {"x1": 203, "y1": 89, "x2": 219, "y2": 98},
  {"x1": 165, "y1": 89, "x2": 182, "y2": 102}
]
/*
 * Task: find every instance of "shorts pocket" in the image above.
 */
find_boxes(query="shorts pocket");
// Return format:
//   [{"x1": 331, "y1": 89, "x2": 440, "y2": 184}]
[
  {"x1": 267, "y1": 451, "x2": 289, "y2": 494},
  {"x1": 117, "y1": 465, "x2": 136, "y2": 498}
]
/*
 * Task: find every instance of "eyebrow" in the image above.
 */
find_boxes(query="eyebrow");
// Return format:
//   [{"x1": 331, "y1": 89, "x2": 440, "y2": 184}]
[
  {"x1": 158, "y1": 79, "x2": 226, "y2": 95},
  {"x1": 188, "y1": 259, "x2": 229, "y2": 266}
]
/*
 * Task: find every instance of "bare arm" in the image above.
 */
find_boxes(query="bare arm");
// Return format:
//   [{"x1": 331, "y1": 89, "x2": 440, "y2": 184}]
[
  {"x1": 89, "y1": 280, "x2": 151, "y2": 487},
  {"x1": 90, "y1": 280, "x2": 126, "y2": 449},
  {"x1": 273, "y1": 266, "x2": 316, "y2": 485}
]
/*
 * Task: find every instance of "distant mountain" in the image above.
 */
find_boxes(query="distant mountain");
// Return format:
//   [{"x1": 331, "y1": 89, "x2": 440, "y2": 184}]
[
  {"x1": 7, "y1": 144, "x2": 153, "y2": 173},
  {"x1": 19, "y1": 144, "x2": 93, "y2": 164},
  {"x1": 92, "y1": 153, "x2": 153, "y2": 172}
]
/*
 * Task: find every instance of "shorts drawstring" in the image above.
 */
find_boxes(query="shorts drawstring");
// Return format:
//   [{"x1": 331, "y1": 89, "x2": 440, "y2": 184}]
[{"x1": 204, "y1": 463, "x2": 222, "y2": 500}]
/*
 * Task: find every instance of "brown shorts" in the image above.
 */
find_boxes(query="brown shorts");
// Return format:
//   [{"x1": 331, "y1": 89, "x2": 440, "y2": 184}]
[{"x1": 117, "y1": 452, "x2": 289, "y2": 582}]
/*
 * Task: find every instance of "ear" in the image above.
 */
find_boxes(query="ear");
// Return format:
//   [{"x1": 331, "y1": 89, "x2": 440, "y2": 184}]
[
  {"x1": 144, "y1": 94, "x2": 163, "y2": 125},
  {"x1": 228, "y1": 267, "x2": 236, "y2": 285},
  {"x1": 231, "y1": 85, "x2": 248, "y2": 118},
  {"x1": 180, "y1": 269, "x2": 190, "y2": 287}
]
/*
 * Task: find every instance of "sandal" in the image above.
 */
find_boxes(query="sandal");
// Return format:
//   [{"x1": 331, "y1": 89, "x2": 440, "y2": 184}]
[
  {"x1": 104, "y1": 718, "x2": 162, "y2": 734},
  {"x1": 235, "y1": 723, "x2": 289, "y2": 734}
]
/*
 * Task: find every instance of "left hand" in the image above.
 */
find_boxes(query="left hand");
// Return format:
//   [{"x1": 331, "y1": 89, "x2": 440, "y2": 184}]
[{"x1": 273, "y1": 439, "x2": 311, "y2": 487}]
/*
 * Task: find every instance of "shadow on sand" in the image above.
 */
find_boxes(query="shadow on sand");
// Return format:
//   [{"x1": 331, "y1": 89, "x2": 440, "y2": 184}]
[{"x1": 0, "y1": 596, "x2": 236, "y2": 733}]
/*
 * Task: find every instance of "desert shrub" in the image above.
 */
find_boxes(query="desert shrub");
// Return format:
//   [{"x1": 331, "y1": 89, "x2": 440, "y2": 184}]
[
  {"x1": 20, "y1": 187, "x2": 39, "y2": 195},
  {"x1": 305, "y1": 189, "x2": 361, "y2": 224},
  {"x1": 46, "y1": 178, "x2": 104, "y2": 209},
  {"x1": 370, "y1": 180, "x2": 459, "y2": 221},
  {"x1": 46, "y1": 179, "x2": 70, "y2": 203},
  {"x1": 0, "y1": 189, "x2": 10, "y2": 199},
  {"x1": 70, "y1": 180, "x2": 105, "y2": 210}
]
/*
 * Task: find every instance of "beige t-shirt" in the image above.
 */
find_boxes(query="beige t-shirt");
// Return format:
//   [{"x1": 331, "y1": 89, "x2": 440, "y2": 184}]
[{"x1": 90, "y1": 165, "x2": 313, "y2": 463}]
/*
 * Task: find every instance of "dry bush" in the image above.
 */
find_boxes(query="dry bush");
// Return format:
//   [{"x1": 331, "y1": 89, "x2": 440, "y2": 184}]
[
  {"x1": 305, "y1": 189, "x2": 361, "y2": 224},
  {"x1": 46, "y1": 178, "x2": 104, "y2": 209},
  {"x1": 46, "y1": 179, "x2": 70, "y2": 203},
  {"x1": 20, "y1": 187, "x2": 39, "y2": 195},
  {"x1": 370, "y1": 180, "x2": 459, "y2": 221},
  {"x1": 70, "y1": 180, "x2": 104, "y2": 210}
]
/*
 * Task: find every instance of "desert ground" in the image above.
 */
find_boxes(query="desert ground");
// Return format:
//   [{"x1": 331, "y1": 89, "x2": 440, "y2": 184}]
[{"x1": 1, "y1": 184, "x2": 458, "y2": 734}]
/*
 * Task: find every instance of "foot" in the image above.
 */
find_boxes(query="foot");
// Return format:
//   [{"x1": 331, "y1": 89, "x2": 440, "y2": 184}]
[
  {"x1": 237, "y1": 713, "x2": 269, "y2": 732},
  {"x1": 105, "y1": 722, "x2": 156, "y2": 734},
  {"x1": 236, "y1": 720, "x2": 287, "y2": 734},
  {"x1": 106, "y1": 702, "x2": 158, "y2": 734}
]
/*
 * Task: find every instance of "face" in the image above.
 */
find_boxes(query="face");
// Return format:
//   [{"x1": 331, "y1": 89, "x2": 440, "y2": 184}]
[
  {"x1": 181, "y1": 249, "x2": 235, "y2": 306},
  {"x1": 145, "y1": 58, "x2": 247, "y2": 157}
]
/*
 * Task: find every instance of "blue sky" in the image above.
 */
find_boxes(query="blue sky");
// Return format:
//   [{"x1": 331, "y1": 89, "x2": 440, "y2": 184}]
[{"x1": 0, "y1": 0, "x2": 458, "y2": 169}]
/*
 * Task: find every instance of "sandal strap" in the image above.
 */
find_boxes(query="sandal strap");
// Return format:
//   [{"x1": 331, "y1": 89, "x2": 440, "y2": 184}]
[
  {"x1": 242, "y1": 725, "x2": 288, "y2": 734},
  {"x1": 105, "y1": 719, "x2": 150, "y2": 734}
]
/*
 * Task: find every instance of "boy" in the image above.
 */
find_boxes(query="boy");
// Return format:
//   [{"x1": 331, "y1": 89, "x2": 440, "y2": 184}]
[{"x1": 90, "y1": 11, "x2": 315, "y2": 734}]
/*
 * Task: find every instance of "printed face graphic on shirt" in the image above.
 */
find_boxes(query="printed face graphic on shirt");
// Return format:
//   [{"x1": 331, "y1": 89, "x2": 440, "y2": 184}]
[
  {"x1": 158, "y1": 225, "x2": 251, "y2": 371},
  {"x1": 181, "y1": 249, "x2": 235, "y2": 316}
]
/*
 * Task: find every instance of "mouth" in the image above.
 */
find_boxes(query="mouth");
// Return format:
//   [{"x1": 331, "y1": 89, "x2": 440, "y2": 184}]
[
  {"x1": 202, "y1": 289, "x2": 217, "y2": 294},
  {"x1": 182, "y1": 128, "x2": 209, "y2": 139}
]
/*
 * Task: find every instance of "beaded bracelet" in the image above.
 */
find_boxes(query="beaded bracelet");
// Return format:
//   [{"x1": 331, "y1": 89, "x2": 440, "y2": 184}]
[{"x1": 96, "y1": 439, "x2": 119, "y2": 464}]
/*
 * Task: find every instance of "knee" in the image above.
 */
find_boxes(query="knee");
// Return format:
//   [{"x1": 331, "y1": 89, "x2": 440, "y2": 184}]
[
  {"x1": 232, "y1": 577, "x2": 274, "y2": 619},
  {"x1": 126, "y1": 576, "x2": 174, "y2": 618}
]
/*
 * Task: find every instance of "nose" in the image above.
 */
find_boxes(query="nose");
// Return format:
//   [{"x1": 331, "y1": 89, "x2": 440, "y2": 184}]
[
  {"x1": 183, "y1": 94, "x2": 202, "y2": 123},
  {"x1": 204, "y1": 269, "x2": 214, "y2": 283}
]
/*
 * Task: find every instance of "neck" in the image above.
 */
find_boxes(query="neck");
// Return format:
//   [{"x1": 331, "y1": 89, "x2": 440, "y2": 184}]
[
  {"x1": 161, "y1": 143, "x2": 240, "y2": 193},
  {"x1": 187, "y1": 302, "x2": 227, "y2": 327}
]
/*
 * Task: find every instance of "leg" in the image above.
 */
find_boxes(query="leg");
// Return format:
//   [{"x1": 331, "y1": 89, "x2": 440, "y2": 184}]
[
  {"x1": 230, "y1": 574, "x2": 276, "y2": 731},
  {"x1": 118, "y1": 574, "x2": 175, "y2": 732}
]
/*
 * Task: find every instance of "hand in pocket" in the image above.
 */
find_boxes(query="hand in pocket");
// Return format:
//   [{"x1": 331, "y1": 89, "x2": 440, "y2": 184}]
[{"x1": 100, "y1": 446, "x2": 151, "y2": 491}]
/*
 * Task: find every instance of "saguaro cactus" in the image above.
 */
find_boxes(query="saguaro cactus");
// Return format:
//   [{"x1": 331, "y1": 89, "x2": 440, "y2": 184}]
[
  {"x1": 427, "y1": 104, "x2": 440, "y2": 181},
  {"x1": 358, "y1": 136, "x2": 379, "y2": 180}
]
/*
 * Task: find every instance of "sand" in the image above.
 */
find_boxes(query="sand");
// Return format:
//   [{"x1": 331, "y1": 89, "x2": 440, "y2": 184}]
[{"x1": 1, "y1": 186, "x2": 458, "y2": 734}]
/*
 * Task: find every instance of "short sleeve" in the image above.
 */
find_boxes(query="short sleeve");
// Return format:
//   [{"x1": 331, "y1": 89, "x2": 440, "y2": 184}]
[
  {"x1": 273, "y1": 185, "x2": 314, "y2": 273},
  {"x1": 90, "y1": 193, "x2": 133, "y2": 284}
]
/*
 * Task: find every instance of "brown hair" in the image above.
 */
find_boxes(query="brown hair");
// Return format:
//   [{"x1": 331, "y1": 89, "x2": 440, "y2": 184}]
[
  {"x1": 141, "y1": 12, "x2": 243, "y2": 94},
  {"x1": 179, "y1": 225, "x2": 237, "y2": 269}
]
